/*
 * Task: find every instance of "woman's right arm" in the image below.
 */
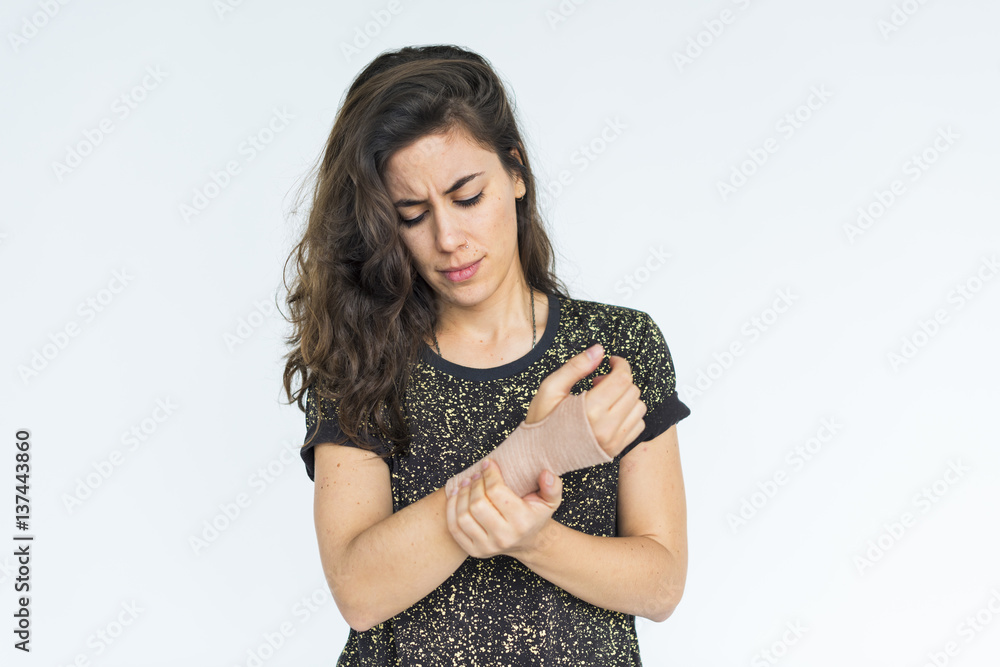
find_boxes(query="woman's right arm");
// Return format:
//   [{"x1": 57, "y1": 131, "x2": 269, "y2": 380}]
[{"x1": 313, "y1": 441, "x2": 467, "y2": 633}]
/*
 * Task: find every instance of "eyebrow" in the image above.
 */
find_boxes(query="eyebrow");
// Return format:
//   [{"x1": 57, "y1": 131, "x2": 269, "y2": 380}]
[{"x1": 392, "y1": 172, "x2": 483, "y2": 208}]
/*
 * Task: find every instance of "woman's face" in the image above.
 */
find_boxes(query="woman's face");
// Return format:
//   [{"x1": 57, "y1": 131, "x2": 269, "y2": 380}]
[{"x1": 385, "y1": 126, "x2": 526, "y2": 307}]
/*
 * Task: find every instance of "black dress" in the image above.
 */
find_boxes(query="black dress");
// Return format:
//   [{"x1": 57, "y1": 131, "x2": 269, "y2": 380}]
[{"x1": 300, "y1": 292, "x2": 691, "y2": 666}]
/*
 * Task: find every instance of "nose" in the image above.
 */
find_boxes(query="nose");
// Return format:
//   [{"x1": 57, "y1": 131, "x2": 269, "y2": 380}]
[{"x1": 432, "y1": 206, "x2": 468, "y2": 253}]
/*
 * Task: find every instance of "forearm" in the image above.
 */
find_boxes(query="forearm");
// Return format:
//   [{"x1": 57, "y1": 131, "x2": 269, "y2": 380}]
[
  {"x1": 446, "y1": 392, "x2": 611, "y2": 498},
  {"x1": 339, "y1": 486, "x2": 467, "y2": 631},
  {"x1": 515, "y1": 519, "x2": 684, "y2": 622}
]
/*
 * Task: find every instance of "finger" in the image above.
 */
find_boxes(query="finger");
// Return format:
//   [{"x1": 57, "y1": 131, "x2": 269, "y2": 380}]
[
  {"x1": 586, "y1": 356, "x2": 634, "y2": 411},
  {"x1": 603, "y1": 385, "x2": 646, "y2": 454},
  {"x1": 609, "y1": 383, "x2": 645, "y2": 422},
  {"x1": 534, "y1": 468, "x2": 562, "y2": 505},
  {"x1": 541, "y1": 344, "x2": 603, "y2": 396},
  {"x1": 480, "y1": 459, "x2": 517, "y2": 522},
  {"x1": 608, "y1": 354, "x2": 634, "y2": 382},
  {"x1": 467, "y1": 467, "x2": 505, "y2": 532},
  {"x1": 445, "y1": 482, "x2": 471, "y2": 551},
  {"x1": 626, "y1": 418, "x2": 645, "y2": 449},
  {"x1": 455, "y1": 477, "x2": 489, "y2": 544}
]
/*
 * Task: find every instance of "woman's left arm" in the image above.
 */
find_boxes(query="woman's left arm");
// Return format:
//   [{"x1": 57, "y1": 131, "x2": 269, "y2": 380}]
[{"x1": 516, "y1": 424, "x2": 688, "y2": 622}]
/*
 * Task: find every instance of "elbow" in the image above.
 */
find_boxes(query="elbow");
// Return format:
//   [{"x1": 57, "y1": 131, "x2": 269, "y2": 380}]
[
  {"x1": 340, "y1": 596, "x2": 368, "y2": 633},
  {"x1": 323, "y1": 547, "x2": 392, "y2": 633},
  {"x1": 643, "y1": 592, "x2": 682, "y2": 623},
  {"x1": 647, "y1": 576, "x2": 686, "y2": 623},
  {"x1": 336, "y1": 585, "x2": 390, "y2": 633},
  {"x1": 339, "y1": 594, "x2": 377, "y2": 633},
  {"x1": 652, "y1": 594, "x2": 682, "y2": 623},
  {"x1": 347, "y1": 607, "x2": 392, "y2": 633},
  {"x1": 325, "y1": 575, "x2": 376, "y2": 633},
  {"x1": 648, "y1": 546, "x2": 687, "y2": 622},
  {"x1": 347, "y1": 613, "x2": 374, "y2": 634}
]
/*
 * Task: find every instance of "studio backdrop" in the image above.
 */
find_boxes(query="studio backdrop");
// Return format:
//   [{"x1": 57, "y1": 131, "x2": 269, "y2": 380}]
[{"x1": 2, "y1": 0, "x2": 999, "y2": 665}]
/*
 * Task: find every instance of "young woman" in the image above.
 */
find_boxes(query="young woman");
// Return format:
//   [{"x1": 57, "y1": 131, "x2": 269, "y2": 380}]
[{"x1": 281, "y1": 44, "x2": 691, "y2": 666}]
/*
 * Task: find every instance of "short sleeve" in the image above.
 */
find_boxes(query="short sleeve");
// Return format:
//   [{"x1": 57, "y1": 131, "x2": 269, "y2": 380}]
[
  {"x1": 302, "y1": 384, "x2": 391, "y2": 482},
  {"x1": 614, "y1": 313, "x2": 691, "y2": 462}
]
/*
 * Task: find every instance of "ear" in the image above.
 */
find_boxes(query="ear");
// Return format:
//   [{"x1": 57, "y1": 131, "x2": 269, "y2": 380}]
[
  {"x1": 509, "y1": 145, "x2": 525, "y2": 167},
  {"x1": 508, "y1": 147, "x2": 526, "y2": 198}
]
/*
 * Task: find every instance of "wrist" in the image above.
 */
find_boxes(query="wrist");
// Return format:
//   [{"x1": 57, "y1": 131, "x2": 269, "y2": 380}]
[{"x1": 513, "y1": 517, "x2": 562, "y2": 565}]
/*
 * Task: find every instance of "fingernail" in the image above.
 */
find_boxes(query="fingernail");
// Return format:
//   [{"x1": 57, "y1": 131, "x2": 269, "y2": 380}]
[
  {"x1": 460, "y1": 478, "x2": 470, "y2": 487},
  {"x1": 471, "y1": 472, "x2": 481, "y2": 481},
  {"x1": 481, "y1": 459, "x2": 491, "y2": 470},
  {"x1": 587, "y1": 344, "x2": 603, "y2": 360},
  {"x1": 449, "y1": 487, "x2": 457, "y2": 497}
]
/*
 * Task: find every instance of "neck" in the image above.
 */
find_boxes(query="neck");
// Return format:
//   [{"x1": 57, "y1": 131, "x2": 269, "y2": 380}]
[{"x1": 434, "y1": 281, "x2": 536, "y2": 346}]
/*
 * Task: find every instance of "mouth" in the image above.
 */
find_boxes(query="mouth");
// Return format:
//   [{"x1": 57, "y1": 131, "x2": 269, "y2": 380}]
[
  {"x1": 439, "y1": 258, "x2": 482, "y2": 282},
  {"x1": 440, "y1": 258, "x2": 480, "y2": 272}
]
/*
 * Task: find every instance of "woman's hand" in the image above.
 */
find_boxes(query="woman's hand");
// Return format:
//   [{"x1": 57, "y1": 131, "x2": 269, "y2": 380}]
[
  {"x1": 446, "y1": 457, "x2": 562, "y2": 560},
  {"x1": 526, "y1": 344, "x2": 647, "y2": 459}
]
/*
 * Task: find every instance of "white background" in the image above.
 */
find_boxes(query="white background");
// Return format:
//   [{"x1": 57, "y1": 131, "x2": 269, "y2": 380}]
[{"x1": 2, "y1": 0, "x2": 999, "y2": 665}]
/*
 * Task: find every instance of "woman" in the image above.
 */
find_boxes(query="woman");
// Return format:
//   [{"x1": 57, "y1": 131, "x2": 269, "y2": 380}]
[{"x1": 281, "y1": 44, "x2": 691, "y2": 666}]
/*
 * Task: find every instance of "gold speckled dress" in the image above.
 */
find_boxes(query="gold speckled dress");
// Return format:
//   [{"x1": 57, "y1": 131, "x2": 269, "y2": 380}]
[{"x1": 301, "y1": 291, "x2": 691, "y2": 666}]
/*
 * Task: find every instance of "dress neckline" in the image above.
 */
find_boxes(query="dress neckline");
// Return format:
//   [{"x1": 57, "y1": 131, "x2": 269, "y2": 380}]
[{"x1": 419, "y1": 292, "x2": 561, "y2": 381}]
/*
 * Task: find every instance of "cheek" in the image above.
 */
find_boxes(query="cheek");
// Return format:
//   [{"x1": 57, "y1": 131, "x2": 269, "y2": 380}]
[
  {"x1": 484, "y1": 195, "x2": 516, "y2": 234},
  {"x1": 399, "y1": 233, "x2": 427, "y2": 269}
]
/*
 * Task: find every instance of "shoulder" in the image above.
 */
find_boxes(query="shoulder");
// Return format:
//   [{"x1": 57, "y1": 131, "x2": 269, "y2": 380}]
[
  {"x1": 556, "y1": 293, "x2": 658, "y2": 355},
  {"x1": 557, "y1": 293, "x2": 683, "y2": 407},
  {"x1": 305, "y1": 382, "x2": 338, "y2": 423}
]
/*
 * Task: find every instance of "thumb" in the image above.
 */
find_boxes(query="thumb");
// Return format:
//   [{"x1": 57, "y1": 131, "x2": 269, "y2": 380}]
[
  {"x1": 545, "y1": 344, "x2": 603, "y2": 394},
  {"x1": 536, "y1": 469, "x2": 562, "y2": 504}
]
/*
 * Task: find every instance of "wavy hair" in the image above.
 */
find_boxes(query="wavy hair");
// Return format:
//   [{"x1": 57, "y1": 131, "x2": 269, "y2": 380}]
[{"x1": 280, "y1": 44, "x2": 569, "y2": 461}]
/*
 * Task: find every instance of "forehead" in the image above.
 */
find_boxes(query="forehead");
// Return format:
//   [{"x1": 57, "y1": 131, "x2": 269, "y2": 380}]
[{"x1": 384, "y1": 128, "x2": 494, "y2": 192}]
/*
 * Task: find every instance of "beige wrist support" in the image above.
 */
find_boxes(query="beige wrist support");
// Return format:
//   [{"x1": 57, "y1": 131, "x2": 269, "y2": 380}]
[{"x1": 445, "y1": 391, "x2": 612, "y2": 498}]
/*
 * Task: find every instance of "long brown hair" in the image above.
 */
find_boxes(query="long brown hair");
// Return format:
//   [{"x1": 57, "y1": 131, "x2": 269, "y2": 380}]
[{"x1": 280, "y1": 44, "x2": 569, "y2": 461}]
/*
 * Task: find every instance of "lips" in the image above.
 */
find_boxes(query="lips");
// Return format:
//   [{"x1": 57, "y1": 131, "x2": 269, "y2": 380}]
[
  {"x1": 440, "y1": 257, "x2": 481, "y2": 282},
  {"x1": 440, "y1": 259, "x2": 480, "y2": 272}
]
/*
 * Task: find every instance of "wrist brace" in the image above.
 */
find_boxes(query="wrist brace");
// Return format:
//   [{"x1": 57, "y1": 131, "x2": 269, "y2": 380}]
[{"x1": 445, "y1": 391, "x2": 612, "y2": 498}]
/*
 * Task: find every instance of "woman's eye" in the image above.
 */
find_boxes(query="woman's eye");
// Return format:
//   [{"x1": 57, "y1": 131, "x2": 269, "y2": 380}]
[
  {"x1": 455, "y1": 191, "x2": 484, "y2": 208},
  {"x1": 400, "y1": 192, "x2": 485, "y2": 227}
]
